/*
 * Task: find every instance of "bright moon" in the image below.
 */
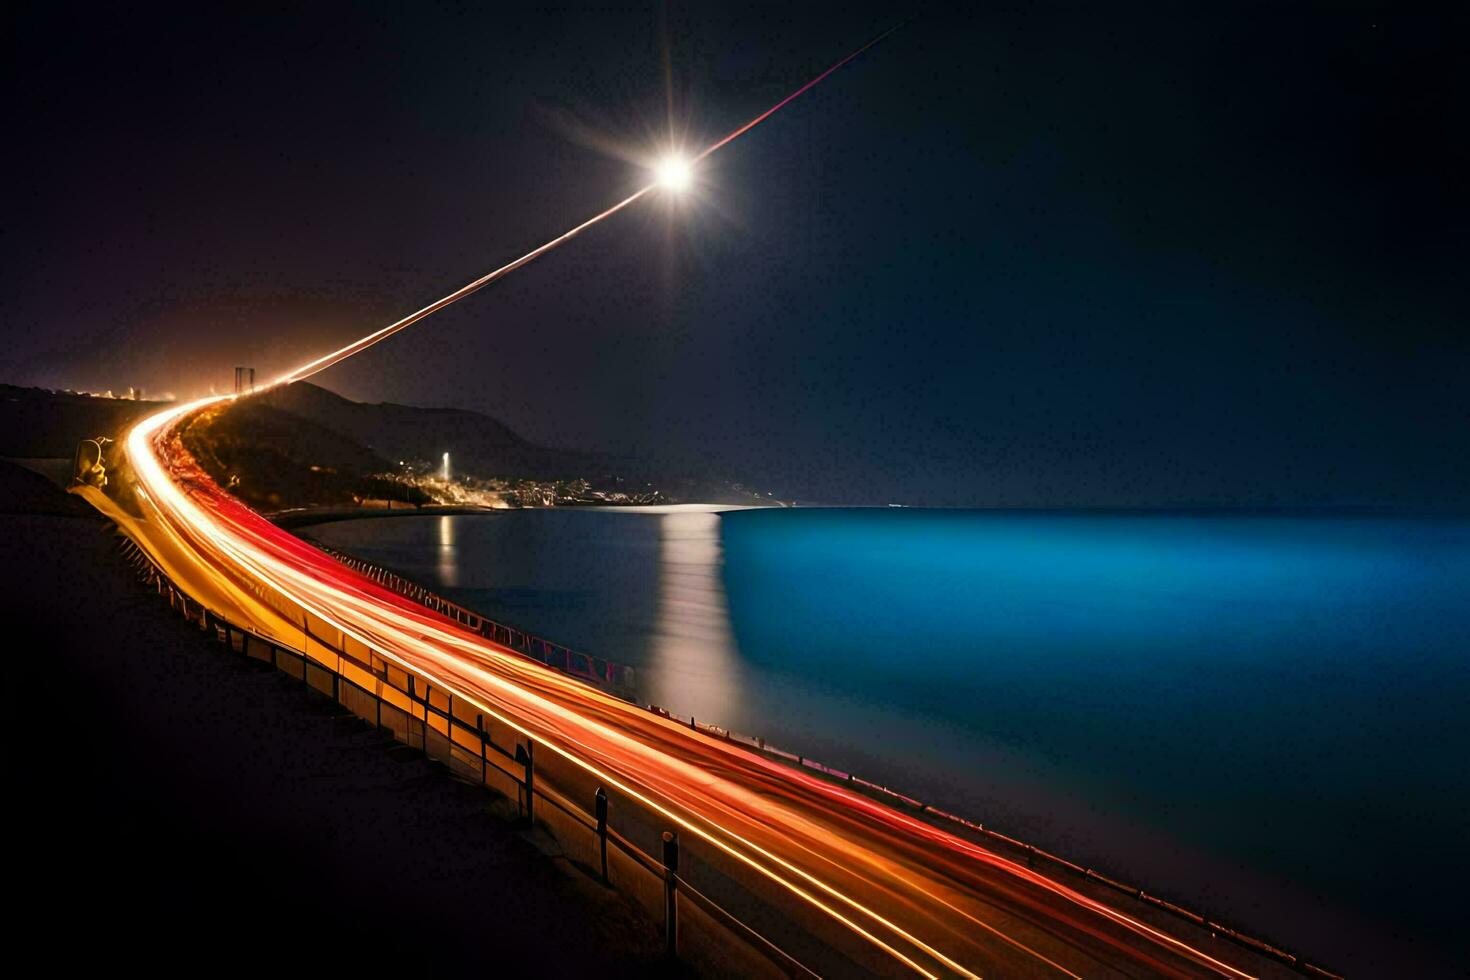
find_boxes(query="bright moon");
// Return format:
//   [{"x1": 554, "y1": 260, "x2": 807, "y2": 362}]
[{"x1": 654, "y1": 155, "x2": 693, "y2": 192}]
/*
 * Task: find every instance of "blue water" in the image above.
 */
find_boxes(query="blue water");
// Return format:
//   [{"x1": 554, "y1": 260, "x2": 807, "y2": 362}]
[{"x1": 310, "y1": 508, "x2": 1469, "y2": 974}]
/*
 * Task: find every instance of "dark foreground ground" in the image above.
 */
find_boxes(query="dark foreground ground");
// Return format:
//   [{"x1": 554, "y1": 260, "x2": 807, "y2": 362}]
[{"x1": 2, "y1": 461, "x2": 672, "y2": 976}]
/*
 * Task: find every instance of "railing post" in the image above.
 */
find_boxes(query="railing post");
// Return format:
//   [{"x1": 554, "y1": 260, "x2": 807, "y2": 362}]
[
  {"x1": 516, "y1": 741, "x2": 534, "y2": 826},
  {"x1": 594, "y1": 787, "x2": 609, "y2": 884},
  {"x1": 411, "y1": 677, "x2": 428, "y2": 757},
  {"x1": 478, "y1": 714, "x2": 487, "y2": 786},
  {"x1": 662, "y1": 831, "x2": 679, "y2": 958}
]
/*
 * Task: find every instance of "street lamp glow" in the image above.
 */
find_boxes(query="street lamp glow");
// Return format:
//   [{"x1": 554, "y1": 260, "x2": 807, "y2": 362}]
[{"x1": 654, "y1": 155, "x2": 693, "y2": 192}]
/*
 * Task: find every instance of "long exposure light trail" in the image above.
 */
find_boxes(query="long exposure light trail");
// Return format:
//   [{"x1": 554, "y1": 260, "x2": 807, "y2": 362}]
[
  {"x1": 119, "y1": 409, "x2": 957, "y2": 977},
  {"x1": 270, "y1": 187, "x2": 651, "y2": 386},
  {"x1": 98, "y1": 400, "x2": 1263, "y2": 978},
  {"x1": 271, "y1": 25, "x2": 897, "y2": 389},
  {"x1": 83, "y1": 27, "x2": 1280, "y2": 980},
  {"x1": 695, "y1": 24, "x2": 901, "y2": 163}
]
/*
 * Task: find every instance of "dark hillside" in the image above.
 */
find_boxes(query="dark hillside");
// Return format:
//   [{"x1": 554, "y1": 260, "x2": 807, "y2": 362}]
[
  {"x1": 180, "y1": 400, "x2": 429, "y2": 511},
  {"x1": 259, "y1": 381, "x2": 524, "y2": 447},
  {"x1": 0, "y1": 384, "x2": 167, "y2": 457},
  {"x1": 256, "y1": 382, "x2": 600, "y2": 478},
  {"x1": 1, "y1": 460, "x2": 667, "y2": 975}
]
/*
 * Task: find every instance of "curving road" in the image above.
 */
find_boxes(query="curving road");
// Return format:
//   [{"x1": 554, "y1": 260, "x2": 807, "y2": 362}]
[
  {"x1": 68, "y1": 31, "x2": 1309, "y2": 976},
  {"x1": 71, "y1": 395, "x2": 1296, "y2": 980}
]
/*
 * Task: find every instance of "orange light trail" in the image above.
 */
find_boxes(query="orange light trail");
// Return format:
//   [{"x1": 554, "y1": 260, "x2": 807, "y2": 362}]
[
  {"x1": 100, "y1": 400, "x2": 1263, "y2": 978},
  {"x1": 85, "y1": 28, "x2": 1279, "y2": 980}
]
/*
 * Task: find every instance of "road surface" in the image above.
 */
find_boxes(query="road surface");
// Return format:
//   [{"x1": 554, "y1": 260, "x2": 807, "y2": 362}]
[{"x1": 78, "y1": 397, "x2": 1304, "y2": 980}]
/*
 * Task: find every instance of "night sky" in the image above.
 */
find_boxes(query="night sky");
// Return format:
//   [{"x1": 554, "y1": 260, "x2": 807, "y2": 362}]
[{"x1": 4, "y1": 3, "x2": 1466, "y2": 506}]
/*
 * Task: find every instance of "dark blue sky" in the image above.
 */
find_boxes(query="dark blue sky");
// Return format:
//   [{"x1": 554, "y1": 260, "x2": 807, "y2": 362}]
[{"x1": 4, "y1": 2, "x2": 1466, "y2": 505}]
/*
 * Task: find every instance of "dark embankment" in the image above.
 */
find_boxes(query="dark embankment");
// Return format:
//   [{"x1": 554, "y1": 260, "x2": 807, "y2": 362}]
[
  {"x1": 0, "y1": 384, "x2": 166, "y2": 456},
  {"x1": 1, "y1": 460, "x2": 670, "y2": 975}
]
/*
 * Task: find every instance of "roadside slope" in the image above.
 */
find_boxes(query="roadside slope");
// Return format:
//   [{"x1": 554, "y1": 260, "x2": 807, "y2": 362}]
[{"x1": 1, "y1": 460, "x2": 668, "y2": 975}]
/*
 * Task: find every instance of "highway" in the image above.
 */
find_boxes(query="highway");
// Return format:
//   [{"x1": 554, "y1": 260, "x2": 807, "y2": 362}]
[
  {"x1": 69, "y1": 32, "x2": 1308, "y2": 978},
  {"x1": 72, "y1": 395, "x2": 1296, "y2": 980}
]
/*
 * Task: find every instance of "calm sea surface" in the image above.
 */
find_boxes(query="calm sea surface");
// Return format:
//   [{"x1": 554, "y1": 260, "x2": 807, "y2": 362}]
[{"x1": 311, "y1": 508, "x2": 1468, "y2": 974}]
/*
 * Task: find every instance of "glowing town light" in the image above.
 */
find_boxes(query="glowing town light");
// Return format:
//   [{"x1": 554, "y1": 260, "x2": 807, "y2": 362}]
[
  {"x1": 441, "y1": 452, "x2": 451, "y2": 480},
  {"x1": 654, "y1": 155, "x2": 693, "y2": 192}
]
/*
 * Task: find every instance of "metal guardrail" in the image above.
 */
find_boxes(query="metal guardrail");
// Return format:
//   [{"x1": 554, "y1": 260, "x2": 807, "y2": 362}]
[
  {"x1": 115, "y1": 533, "x2": 820, "y2": 979},
  {"x1": 309, "y1": 541, "x2": 638, "y2": 699},
  {"x1": 115, "y1": 529, "x2": 1340, "y2": 980},
  {"x1": 314, "y1": 542, "x2": 1344, "y2": 980}
]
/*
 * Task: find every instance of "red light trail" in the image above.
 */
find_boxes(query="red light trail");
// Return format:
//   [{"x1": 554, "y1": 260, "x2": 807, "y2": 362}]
[
  {"x1": 87, "y1": 402, "x2": 1266, "y2": 977},
  {"x1": 76, "y1": 26, "x2": 1289, "y2": 979}
]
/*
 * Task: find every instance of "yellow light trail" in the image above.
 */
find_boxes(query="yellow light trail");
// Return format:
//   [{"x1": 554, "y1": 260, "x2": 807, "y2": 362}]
[
  {"x1": 110, "y1": 400, "x2": 1264, "y2": 978},
  {"x1": 84, "y1": 27, "x2": 1284, "y2": 980}
]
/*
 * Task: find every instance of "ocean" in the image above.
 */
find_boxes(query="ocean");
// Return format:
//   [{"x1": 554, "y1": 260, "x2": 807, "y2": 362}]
[{"x1": 309, "y1": 507, "x2": 1469, "y2": 975}]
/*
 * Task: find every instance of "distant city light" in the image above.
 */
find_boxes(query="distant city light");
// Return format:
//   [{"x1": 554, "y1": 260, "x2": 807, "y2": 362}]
[
  {"x1": 654, "y1": 155, "x2": 693, "y2": 192},
  {"x1": 441, "y1": 452, "x2": 451, "y2": 480}
]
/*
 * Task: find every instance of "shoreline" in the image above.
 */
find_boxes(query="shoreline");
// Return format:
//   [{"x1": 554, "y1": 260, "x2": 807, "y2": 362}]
[
  {"x1": 305, "y1": 504, "x2": 1465, "y2": 976},
  {"x1": 269, "y1": 500, "x2": 767, "y2": 529},
  {"x1": 271, "y1": 499, "x2": 1470, "y2": 534},
  {"x1": 269, "y1": 503, "x2": 508, "y2": 529}
]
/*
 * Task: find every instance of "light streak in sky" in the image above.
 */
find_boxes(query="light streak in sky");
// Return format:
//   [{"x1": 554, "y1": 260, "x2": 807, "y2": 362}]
[
  {"x1": 694, "y1": 24, "x2": 902, "y2": 163},
  {"x1": 270, "y1": 186, "x2": 652, "y2": 386},
  {"x1": 270, "y1": 25, "x2": 900, "y2": 388}
]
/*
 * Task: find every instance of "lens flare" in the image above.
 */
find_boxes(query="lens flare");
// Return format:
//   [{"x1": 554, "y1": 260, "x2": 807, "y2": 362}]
[
  {"x1": 655, "y1": 154, "x2": 693, "y2": 192},
  {"x1": 269, "y1": 25, "x2": 899, "y2": 388}
]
